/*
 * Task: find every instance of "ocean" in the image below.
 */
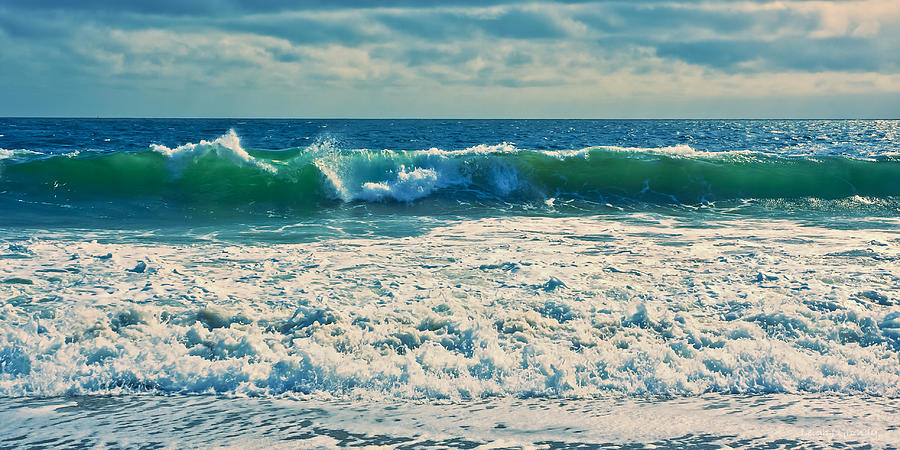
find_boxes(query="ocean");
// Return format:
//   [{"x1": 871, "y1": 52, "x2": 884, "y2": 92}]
[{"x1": 1, "y1": 119, "x2": 898, "y2": 448}]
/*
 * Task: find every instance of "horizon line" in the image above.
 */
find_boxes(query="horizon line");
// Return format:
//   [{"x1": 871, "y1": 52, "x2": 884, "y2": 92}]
[{"x1": 2, "y1": 116, "x2": 898, "y2": 121}]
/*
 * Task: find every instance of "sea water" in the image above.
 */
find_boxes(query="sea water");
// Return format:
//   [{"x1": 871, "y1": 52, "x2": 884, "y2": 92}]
[{"x1": 0, "y1": 119, "x2": 898, "y2": 447}]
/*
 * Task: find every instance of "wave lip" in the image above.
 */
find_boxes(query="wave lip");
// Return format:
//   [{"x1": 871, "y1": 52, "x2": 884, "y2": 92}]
[
  {"x1": 150, "y1": 129, "x2": 276, "y2": 174},
  {"x1": 0, "y1": 148, "x2": 41, "y2": 161}
]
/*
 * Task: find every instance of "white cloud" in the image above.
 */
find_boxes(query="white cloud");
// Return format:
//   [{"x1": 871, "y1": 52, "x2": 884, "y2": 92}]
[{"x1": 0, "y1": 0, "x2": 898, "y2": 116}]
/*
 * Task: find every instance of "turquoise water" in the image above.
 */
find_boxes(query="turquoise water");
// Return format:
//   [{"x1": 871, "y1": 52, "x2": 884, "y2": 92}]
[
  {"x1": 1, "y1": 119, "x2": 899, "y2": 447},
  {"x1": 2, "y1": 120, "x2": 900, "y2": 225}
]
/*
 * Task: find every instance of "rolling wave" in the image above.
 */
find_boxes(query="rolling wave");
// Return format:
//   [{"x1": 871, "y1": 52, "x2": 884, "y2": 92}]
[{"x1": 2, "y1": 130, "x2": 899, "y2": 212}]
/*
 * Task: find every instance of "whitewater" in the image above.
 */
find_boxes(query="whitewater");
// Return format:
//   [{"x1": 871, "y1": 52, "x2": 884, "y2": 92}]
[{"x1": 1, "y1": 119, "x2": 898, "y2": 447}]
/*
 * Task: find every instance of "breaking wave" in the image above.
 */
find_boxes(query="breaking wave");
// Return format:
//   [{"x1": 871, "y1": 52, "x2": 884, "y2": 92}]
[{"x1": 2, "y1": 130, "x2": 899, "y2": 213}]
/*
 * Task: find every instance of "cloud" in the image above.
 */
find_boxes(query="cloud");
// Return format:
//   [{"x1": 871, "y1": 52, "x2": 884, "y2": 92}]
[
  {"x1": 0, "y1": 0, "x2": 559, "y2": 16},
  {"x1": 0, "y1": 0, "x2": 898, "y2": 117},
  {"x1": 373, "y1": 7, "x2": 570, "y2": 42},
  {"x1": 220, "y1": 13, "x2": 382, "y2": 46},
  {"x1": 654, "y1": 37, "x2": 895, "y2": 73}
]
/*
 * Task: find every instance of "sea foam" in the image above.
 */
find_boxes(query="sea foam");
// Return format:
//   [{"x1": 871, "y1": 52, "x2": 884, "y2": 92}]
[{"x1": 1, "y1": 215, "x2": 898, "y2": 399}]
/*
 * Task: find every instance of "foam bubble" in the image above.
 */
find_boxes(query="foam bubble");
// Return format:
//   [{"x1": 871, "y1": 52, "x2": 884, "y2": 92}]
[
  {"x1": 359, "y1": 166, "x2": 441, "y2": 202},
  {"x1": 314, "y1": 149, "x2": 469, "y2": 202}
]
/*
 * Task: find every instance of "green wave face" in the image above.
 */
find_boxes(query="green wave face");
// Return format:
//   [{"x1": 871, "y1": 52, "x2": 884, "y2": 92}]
[
  {"x1": 521, "y1": 149, "x2": 900, "y2": 201},
  {"x1": 1, "y1": 149, "x2": 325, "y2": 210},
  {"x1": 2, "y1": 136, "x2": 900, "y2": 219}
]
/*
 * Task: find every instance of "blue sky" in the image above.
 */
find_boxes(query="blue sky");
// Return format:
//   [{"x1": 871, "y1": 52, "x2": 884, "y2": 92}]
[{"x1": 1, "y1": 0, "x2": 898, "y2": 117}]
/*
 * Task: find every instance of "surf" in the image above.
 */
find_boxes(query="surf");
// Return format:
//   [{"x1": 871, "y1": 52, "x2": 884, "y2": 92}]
[{"x1": 2, "y1": 131, "x2": 899, "y2": 216}]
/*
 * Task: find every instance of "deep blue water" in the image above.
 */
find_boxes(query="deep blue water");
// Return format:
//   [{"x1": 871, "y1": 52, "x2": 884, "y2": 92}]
[{"x1": 2, "y1": 118, "x2": 899, "y2": 155}]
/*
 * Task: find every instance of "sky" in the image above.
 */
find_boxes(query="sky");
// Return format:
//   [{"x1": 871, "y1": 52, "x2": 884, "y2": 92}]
[{"x1": 0, "y1": 0, "x2": 898, "y2": 118}]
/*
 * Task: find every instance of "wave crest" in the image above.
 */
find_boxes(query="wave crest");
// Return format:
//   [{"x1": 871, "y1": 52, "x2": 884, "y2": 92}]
[{"x1": 150, "y1": 129, "x2": 276, "y2": 174}]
